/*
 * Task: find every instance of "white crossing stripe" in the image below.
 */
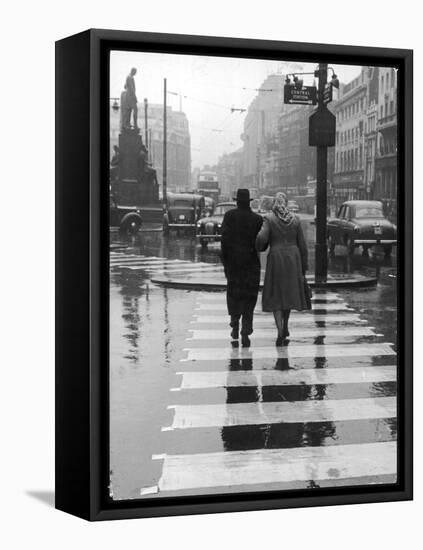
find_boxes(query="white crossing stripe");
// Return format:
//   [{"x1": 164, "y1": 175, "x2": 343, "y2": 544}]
[
  {"x1": 110, "y1": 259, "x2": 190, "y2": 266},
  {"x1": 164, "y1": 396, "x2": 396, "y2": 430},
  {"x1": 192, "y1": 314, "x2": 367, "y2": 324},
  {"x1": 181, "y1": 343, "x2": 395, "y2": 362},
  {"x1": 110, "y1": 255, "x2": 160, "y2": 260},
  {"x1": 197, "y1": 292, "x2": 341, "y2": 301},
  {"x1": 195, "y1": 303, "x2": 353, "y2": 312},
  {"x1": 156, "y1": 266, "x2": 222, "y2": 274},
  {"x1": 153, "y1": 442, "x2": 397, "y2": 492},
  {"x1": 173, "y1": 365, "x2": 396, "y2": 390},
  {"x1": 187, "y1": 327, "x2": 377, "y2": 340}
]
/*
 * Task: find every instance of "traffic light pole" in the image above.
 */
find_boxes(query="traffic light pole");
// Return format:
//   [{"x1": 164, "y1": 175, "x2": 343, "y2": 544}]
[
  {"x1": 315, "y1": 63, "x2": 328, "y2": 283},
  {"x1": 163, "y1": 78, "x2": 167, "y2": 206}
]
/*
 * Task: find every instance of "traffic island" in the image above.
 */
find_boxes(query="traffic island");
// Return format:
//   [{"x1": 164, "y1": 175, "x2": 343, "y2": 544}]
[{"x1": 151, "y1": 272, "x2": 378, "y2": 291}]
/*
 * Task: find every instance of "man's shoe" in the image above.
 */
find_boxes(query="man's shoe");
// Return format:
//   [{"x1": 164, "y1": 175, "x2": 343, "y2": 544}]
[
  {"x1": 241, "y1": 335, "x2": 251, "y2": 348},
  {"x1": 276, "y1": 336, "x2": 283, "y2": 346},
  {"x1": 231, "y1": 328, "x2": 239, "y2": 341}
]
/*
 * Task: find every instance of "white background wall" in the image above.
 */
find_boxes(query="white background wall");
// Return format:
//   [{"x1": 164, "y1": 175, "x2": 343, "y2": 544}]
[{"x1": 0, "y1": 1, "x2": 420, "y2": 547}]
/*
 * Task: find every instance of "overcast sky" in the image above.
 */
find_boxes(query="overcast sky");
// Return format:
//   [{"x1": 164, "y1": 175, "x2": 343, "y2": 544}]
[{"x1": 110, "y1": 51, "x2": 363, "y2": 168}]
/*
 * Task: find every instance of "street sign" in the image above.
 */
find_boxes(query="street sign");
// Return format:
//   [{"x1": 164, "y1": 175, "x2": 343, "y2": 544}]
[
  {"x1": 284, "y1": 85, "x2": 317, "y2": 105},
  {"x1": 309, "y1": 107, "x2": 336, "y2": 147},
  {"x1": 323, "y1": 83, "x2": 333, "y2": 105}
]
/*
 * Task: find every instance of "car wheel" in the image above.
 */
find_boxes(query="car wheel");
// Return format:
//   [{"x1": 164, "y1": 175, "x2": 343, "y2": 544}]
[
  {"x1": 383, "y1": 245, "x2": 393, "y2": 257},
  {"x1": 328, "y1": 233, "x2": 335, "y2": 255},
  {"x1": 121, "y1": 218, "x2": 141, "y2": 235},
  {"x1": 345, "y1": 236, "x2": 355, "y2": 255}
]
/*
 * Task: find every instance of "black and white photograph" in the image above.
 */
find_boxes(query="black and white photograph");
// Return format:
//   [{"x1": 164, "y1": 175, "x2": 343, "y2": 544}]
[{"x1": 108, "y1": 50, "x2": 400, "y2": 501}]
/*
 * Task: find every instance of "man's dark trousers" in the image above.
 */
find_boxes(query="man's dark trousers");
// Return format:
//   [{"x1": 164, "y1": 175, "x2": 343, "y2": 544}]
[{"x1": 221, "y1": 204, "x2": 263, "y2": 338}]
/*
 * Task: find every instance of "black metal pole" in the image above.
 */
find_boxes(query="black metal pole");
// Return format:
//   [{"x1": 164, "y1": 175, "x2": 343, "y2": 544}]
[
  {"x1": 315, "y1": 63, "x2": 328, "y2": 283},
  {"x1": 163, "y1": 78, "x2": 167, "y2": 206},
  {"x1": 144, "y1": 98, "x2": 148, "y2": 149}
]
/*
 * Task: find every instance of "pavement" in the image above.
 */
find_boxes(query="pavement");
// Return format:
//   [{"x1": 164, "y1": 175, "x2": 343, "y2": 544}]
[
  {"x1": 109, "y1": 251, "x2": 377, "y2": 289},
  {"x1": 109, "y1": 248, "x2": 397, "y2": 499}
]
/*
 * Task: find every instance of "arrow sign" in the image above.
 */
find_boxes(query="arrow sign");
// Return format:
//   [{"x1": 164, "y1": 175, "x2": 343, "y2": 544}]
[{"x1": 284, "y1": 85, "x2": 317, "y2": 105}]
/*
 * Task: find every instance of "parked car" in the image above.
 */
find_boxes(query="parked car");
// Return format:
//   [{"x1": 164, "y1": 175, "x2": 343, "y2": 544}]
[
  {"x1": 163, "y1": 192, "x2": 205, "y2": 235},
  {"x1": 196, "y1": 201, "x2": 236, "y2": 248},
  {"x1": 110, "y1": 194, "x2": 143, "y2": 235},
  {"x1": 327, "y1": 200, "x2": 397, "y2": 256},
  {"x1": 287, "y1": 200, "x2": 299, "y2": 213}
]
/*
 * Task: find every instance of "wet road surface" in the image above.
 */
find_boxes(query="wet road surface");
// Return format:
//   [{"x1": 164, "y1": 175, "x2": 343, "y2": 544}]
[{"x1": 109, "y1": 218, "x2": 397, "y2": 500}]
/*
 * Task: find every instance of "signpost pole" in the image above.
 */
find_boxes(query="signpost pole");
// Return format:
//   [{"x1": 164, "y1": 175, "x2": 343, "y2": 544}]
[
  {"x1": 315, "y1": 63, "x2": 328, "y2": 283},
  {"x1": 163, "y1": 78, "x2": 167, "y2": 206}
]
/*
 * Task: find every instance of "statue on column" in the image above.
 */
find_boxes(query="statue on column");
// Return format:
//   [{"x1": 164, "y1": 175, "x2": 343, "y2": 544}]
[{"x1": 120, "y1": 68, "x2": 139, "y2": 131}]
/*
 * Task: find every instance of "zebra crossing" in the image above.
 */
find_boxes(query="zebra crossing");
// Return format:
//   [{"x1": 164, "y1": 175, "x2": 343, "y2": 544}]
[
  {"x1": 140, "y1": 289, "x2": 397, "y2": 497},
  {"x1": 110, "y1": 251, "x2": 224, "y2": 276}
]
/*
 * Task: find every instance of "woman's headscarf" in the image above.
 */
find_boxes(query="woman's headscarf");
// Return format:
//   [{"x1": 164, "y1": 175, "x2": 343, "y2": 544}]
[{"x1": 272, "y1": 192, "x2": 295, "y2": 225}]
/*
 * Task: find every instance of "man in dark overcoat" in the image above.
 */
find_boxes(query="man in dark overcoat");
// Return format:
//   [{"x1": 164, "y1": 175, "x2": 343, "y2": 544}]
[{"x1": 221, "y1": 189, "x2": 263, "y2": 347}]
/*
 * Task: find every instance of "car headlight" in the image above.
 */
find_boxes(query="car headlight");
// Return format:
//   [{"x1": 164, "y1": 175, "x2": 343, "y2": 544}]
[
  {"x1": 353, "y1": 225, "x2": 360, "y2": 232},
  {"x1": 217, "y1": 223, "x2": 222, "y2": 228},
  {"x1": 197, "y1": 222, "x2": 202, "y2": 228}
]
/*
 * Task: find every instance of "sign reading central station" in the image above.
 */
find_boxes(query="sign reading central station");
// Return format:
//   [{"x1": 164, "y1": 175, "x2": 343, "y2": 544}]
[{"x1": 284, "y1": 85, "x2": 317, "y2": 105}]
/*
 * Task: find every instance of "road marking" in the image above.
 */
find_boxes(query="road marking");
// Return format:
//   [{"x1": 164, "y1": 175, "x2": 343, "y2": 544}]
[
  {"x1": 197, "y1": 292, "x2": 341, "y2": 301},
  {"x1": 153, "y1": 441, "x2": 397, "y2": 492},
  {"x1": 164, "y1": 396, "x2": 396, "y2": 429},
  {"x1": 156, "y1": 268, "x2": 222, "y2": 276},
  {"x1": 195, "y1": 303, "x2": 353, "y2": 312},
  {"x1": 172, "y1": 365, "x2": 396, "y2": 390},
  {"x1": 110, "y1": 259, "x2": 191, "y2": 266},
  {"x1": 187, "y1": 327, "x2": 377, "y2": 340},
  {"x1": 181, "y1": 343, "x2": 395, "y2": 362},
  {"x1": 191, "y1": 314, "x2": 367, "y2": 324}
]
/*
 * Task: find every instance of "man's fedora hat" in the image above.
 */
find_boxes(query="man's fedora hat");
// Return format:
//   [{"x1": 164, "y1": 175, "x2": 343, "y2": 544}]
[{"x1": 233, "y1": 188, "x2": 253, "y2": 202}]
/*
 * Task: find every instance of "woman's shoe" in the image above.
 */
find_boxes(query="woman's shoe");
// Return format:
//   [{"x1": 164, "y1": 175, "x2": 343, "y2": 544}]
[
  {"x1": 241, "y1": 335, "x2": 251, "y2": 348},
  {"x1": 282, "y1": 329, "x2": 290, "y2": 339},
  {"x1": 276, "y1": 336, "x2": 283, "y2": 346}
]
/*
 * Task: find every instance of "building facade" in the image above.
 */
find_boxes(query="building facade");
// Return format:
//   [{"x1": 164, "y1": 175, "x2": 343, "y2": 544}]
[
  {"x1": 363, "y1": 67, "x2": 379, "y2": 203},
  {"x1": 216, "y1": 149, "x2": 243, "y2": 200},
  {"x1": 333, "y1": 69, "x2": 369, "y2": 209},
  {"x1": 375, "y1": 67, "x2": 397, "y2": 217},
  {"x1": 240, "y1": 74, "x2": 284, "y2": 191}
]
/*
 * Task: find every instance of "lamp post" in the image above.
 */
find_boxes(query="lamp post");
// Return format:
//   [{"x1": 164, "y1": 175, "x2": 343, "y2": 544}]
[
  {"x1": 314, "y1": 63, "x2": 329, "y2": 283},
  {"x1": 163, "y1": 78, "x2": 168, "y2": 206}
]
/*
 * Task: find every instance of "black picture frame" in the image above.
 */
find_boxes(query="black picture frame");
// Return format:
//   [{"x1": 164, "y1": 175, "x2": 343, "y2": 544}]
[{"x1": 55, "y1": 28, "x2": 413, "y2": 521}]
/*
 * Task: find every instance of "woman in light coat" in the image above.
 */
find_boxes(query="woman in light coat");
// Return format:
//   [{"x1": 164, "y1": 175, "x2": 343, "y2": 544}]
[{"x1": 256, "y1": 192, "x2": 309, "y2": 345}]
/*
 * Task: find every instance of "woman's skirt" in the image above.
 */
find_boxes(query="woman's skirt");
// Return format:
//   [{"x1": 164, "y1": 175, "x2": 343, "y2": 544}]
[{"x1": 262, "y1": 244, "x2": 308, "y2": 311}]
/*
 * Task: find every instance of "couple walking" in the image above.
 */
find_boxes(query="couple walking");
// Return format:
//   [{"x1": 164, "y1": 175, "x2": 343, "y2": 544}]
[{"x1": 220, "y1": 189, "x2": 309, "y2": 348}]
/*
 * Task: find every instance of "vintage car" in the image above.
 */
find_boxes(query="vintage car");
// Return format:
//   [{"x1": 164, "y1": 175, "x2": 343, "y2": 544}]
[
  {"x1": 163, "y1": 192, "x2": 205, "y2": 235},
  {"x1": 287, "y1": 200, "x2": 300, "y2": 213},
  {"x1": 110, "y1": 194, "x2": 143, "y2": 235},
  {"x1": 327, "y1": 200, "x2": 397, "y2": 256},
  {"x1": 196, "y1": 201, "x2": 236, "y2": 248}
]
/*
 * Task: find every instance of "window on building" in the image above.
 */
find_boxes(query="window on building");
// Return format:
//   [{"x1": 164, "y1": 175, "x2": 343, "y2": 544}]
[
  {"x1": 390, "y1": 100, "x2": 394, "y2": 114},
  {"x1": 380, "y1": 105, "x2": 384, "y2": 118},
  {"x1": 381, "y1": 75, "x2": 384, "y2": 89},
  {"x1": 386, "y1": 72, "x2": 390, "y2": 89}
]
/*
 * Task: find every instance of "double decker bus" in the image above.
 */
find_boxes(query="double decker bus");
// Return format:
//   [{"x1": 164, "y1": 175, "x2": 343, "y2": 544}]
[{"x1": 197, "y1": 171, "x2": 220, "y2": 203}]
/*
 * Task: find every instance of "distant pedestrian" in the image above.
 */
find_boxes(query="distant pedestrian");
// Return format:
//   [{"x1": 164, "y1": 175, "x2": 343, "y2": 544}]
[
  {"x1": 221, "y1": 189, "x2": 263, "y2": 347},
  {"x1": 256, "y1": 192, "x2": 309, "y2": 346}
]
